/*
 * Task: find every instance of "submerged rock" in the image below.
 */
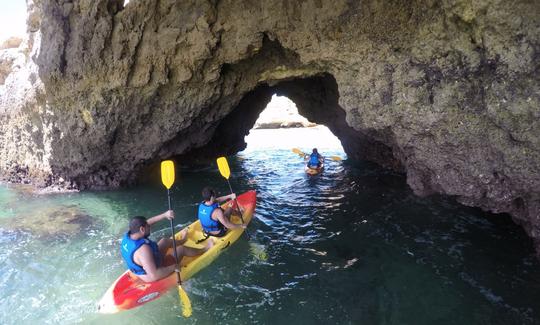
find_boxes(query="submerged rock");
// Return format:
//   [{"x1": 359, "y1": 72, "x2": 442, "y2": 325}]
[
  {"x1": 0, "y1": 1, "x2": 538, "y2": 254},
  {"x1": 0, "y1": 205, "x2": 96, "y2": 241}
]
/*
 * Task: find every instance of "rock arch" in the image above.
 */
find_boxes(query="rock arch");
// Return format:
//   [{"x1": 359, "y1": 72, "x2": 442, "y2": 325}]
[{"x1": 180, "y1": 73, "x2": 402, "y2": 173}]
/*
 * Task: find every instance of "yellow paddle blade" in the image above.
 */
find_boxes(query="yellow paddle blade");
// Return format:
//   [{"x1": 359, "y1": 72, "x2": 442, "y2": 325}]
[
  {"x1": 293, "y1": 148, "x2": 306, "y2": 157},
  {"x1": 330, "y1": 156, "x2": 342, "y2": 161},
  {"x1": 216, "y1": 157, "x2": 230, "y2": 179},
  {"x1": 160, "y1": 160, "x2": 175, "y2": 189},
  {"x1": 178, "y1": 285, "x2": 192, "y2": 317},
  {"x1": 292, "y1": 148, "x2": 305, "y2": 156}
]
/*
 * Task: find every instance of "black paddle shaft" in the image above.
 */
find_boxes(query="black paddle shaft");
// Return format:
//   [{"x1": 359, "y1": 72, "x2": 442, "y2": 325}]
[
  {"x1": 226, "y1": 180, "x2": 244, "y2": 222},
  {"x1": 226, "y1": 179, "x2": 251, "y2": 240},
  {"x1": 167, "y1": 189, "x2": 182, "y2": 285}
]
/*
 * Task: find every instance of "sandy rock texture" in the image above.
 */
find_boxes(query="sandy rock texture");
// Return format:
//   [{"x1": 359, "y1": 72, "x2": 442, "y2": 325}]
[{"x1": 0, "y1": 0, "x2": 539, "y2": 253}]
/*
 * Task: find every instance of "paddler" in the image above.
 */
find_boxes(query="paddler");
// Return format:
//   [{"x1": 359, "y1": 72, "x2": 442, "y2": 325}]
[
  {"x1": 306, "y1": 148, "x2": 324, "y2": 168},
  {"x1": 121, "y1": 210, "x2": 211, "y2": 282},
  {"x1": 198, "y1": 187, "x2": 246, "y2": 237}
]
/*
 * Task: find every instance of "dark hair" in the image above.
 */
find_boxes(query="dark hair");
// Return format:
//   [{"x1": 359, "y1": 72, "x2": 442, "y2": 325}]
[
  {"x1": 129, "y1": 216, "x2": 147, "y2": 233},
  {"x1": 312, "y1": 148, "x2": 318, "y2": 153},
  {"x1": 202, "y1": 186, "x2": 216, "y2": 201}
]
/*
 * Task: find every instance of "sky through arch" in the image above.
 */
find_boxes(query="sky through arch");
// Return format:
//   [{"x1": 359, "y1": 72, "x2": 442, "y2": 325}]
[
  {"x1": 244, "y1": 95, "x2": 344, "y2": 152},
  {"x1": 0, "y1": 1, "x2": 26, "y2": 43}
]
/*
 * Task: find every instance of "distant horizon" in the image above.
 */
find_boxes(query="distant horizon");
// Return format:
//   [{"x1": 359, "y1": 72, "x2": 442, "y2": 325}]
[{"x1": 0, "y1": 1, "x2": 27, "y2": 43}]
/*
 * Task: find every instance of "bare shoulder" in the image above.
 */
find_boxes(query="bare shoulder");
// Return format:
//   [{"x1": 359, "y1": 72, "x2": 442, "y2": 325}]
[
  {"x1": 212, "y1": 207, "x2": 224, "y2": 218},
  {"x1": 134, "y1": 242, "x2": 152, "y2": 262},
  {"x1": 213, "y1": 207, "x2": 227, "y2": 223}
]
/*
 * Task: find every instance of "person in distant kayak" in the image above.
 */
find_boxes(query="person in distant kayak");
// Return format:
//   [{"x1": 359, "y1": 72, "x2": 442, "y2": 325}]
[
  {"x1": 306, "y1": 148, "x2": 324, "y2": 168},
  {"x1": 198, "y1": 186, "x2": 246, "y2": 237},
  {"x1": 121, "y1": 210, "x2": 211, "y2": 282}
]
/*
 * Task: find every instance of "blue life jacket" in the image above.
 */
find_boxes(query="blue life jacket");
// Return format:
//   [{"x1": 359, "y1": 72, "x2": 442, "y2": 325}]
[
  {"x1": 308, "y1": 153, "x2": 320, "y2": 167},
  {"x1": 120, "y1": 232, "x2": 161, "y2": 275},
  {"x1": 198, "y1": 202, "x2": 223, "y2": 233}
]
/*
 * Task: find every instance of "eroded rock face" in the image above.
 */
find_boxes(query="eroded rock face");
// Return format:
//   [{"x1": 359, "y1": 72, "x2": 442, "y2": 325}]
[{"x1": 0, "y1": 0, "x2": 538, "y2": 253}]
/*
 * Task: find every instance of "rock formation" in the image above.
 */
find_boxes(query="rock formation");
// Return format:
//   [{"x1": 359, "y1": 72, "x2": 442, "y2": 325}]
[
  {"x1": 0, "y1": 0, "x2": 538, "y2": 254},
  {"x1": 0, "y1": 38, "x2": 23, "y2": 84},
  {"x1": 253, "y1": 95, "x2": 316, "y2": 129}
]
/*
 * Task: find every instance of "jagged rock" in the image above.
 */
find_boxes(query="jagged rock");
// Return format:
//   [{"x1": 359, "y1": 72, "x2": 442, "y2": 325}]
[
  {"x1": 0, "y1": 49, "x2": 17, "y2": 85},
  {"x1": 0, "y1": 0, "x2": 538, "y2": 254}
]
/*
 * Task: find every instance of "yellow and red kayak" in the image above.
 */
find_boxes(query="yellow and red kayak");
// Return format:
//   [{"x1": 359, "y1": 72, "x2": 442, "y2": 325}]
[
  {"x1": 305, "y1": 163, "x2": 324, "y2": 175},
  {"x1": 97, "y1": 190, "x2": 256, "y2": 314}
]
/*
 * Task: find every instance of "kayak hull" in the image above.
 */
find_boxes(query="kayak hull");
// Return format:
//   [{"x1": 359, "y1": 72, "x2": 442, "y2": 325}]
[{"x1": 97, "y1": 190, "x2": 256, "y2": 314}]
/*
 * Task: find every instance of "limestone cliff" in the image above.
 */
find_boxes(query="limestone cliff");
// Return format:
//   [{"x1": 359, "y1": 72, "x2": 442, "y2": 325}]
[{"x1": 0, "y1": 0, "x2": 539, "y2": 254}]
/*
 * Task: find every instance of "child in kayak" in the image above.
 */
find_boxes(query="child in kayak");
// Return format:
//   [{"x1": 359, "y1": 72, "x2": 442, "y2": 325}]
[
  {"x1": 198, "y1": 186, "x2": 246, "y2": 237},
  {"x1": 120, "y1": 210, "x2": 211, "y2": 282}
]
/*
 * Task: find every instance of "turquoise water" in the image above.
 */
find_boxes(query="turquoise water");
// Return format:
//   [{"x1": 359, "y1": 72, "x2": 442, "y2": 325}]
[{"x1": 1, "y1": 127, "x2": 539, "y2": 324}]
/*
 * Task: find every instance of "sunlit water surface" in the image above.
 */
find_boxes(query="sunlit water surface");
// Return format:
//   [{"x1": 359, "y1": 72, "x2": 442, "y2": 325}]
[{"x1": 1, "y1": 127, "x2": 539, "y2": 324}]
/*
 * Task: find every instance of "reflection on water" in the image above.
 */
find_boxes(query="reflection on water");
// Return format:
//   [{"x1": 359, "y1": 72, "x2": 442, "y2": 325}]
[{"x1": 1, "y1": 127, "x2": 539, "y2": 324}]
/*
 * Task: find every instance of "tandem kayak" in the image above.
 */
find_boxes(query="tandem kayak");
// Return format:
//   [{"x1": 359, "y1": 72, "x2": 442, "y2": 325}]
[
  {"x1": 97, "y1": 190, "x2": 257, "y2": 314},
  {"x1": 305, "y1": 163, "x2": 324, "y2": 175}
]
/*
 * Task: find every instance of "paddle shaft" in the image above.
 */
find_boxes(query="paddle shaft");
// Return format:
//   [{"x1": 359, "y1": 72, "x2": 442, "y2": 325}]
[
  {"x1": 167, "y1": 189, "x2": 182, "y2": 285},
  {"x1": 225, "y1": 179, "x2": 250, "y2": 240}
]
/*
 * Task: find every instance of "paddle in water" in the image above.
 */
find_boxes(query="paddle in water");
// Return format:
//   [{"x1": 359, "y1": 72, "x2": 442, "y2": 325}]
[
  {"x1": 216, "y1": 157, "x2": 251, "y2": 240},
  {"x1": 160, "y1": 160, "x2": 192, "y2": 318}
]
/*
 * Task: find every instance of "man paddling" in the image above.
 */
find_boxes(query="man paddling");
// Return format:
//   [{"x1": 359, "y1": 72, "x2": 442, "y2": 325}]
[
  {"x1": 121, "y1": 210, "x2": 211, "y2": 282},
  {"x1": 198, "y1": 187, "x2": 246, "y2": 237},
  {"x1": 306, "y1": 148, "x2": 324, "y2": 168}
]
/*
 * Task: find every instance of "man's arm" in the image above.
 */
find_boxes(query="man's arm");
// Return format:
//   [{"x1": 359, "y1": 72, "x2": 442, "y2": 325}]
[
  {"x1": 147, "y1": 210, "x2": 174, "y2": 226},
  {"x1": 215, "y1": 193, "x2": 236, "y2": 203},
  {"x1": 135, "y1": 245, "x2": 175, "y2": 282},
  {"x1": 214, "y1": 209, "x2": 245, "y2": 230}
]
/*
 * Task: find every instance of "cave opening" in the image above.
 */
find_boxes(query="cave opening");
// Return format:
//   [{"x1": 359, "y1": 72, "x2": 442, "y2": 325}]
[
  {"x1": 243, "y1": 94, "x2": 344, "y2": 153},
  {"x1": 177, "y1": 73, "x2": 401, "y2": 173}
]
